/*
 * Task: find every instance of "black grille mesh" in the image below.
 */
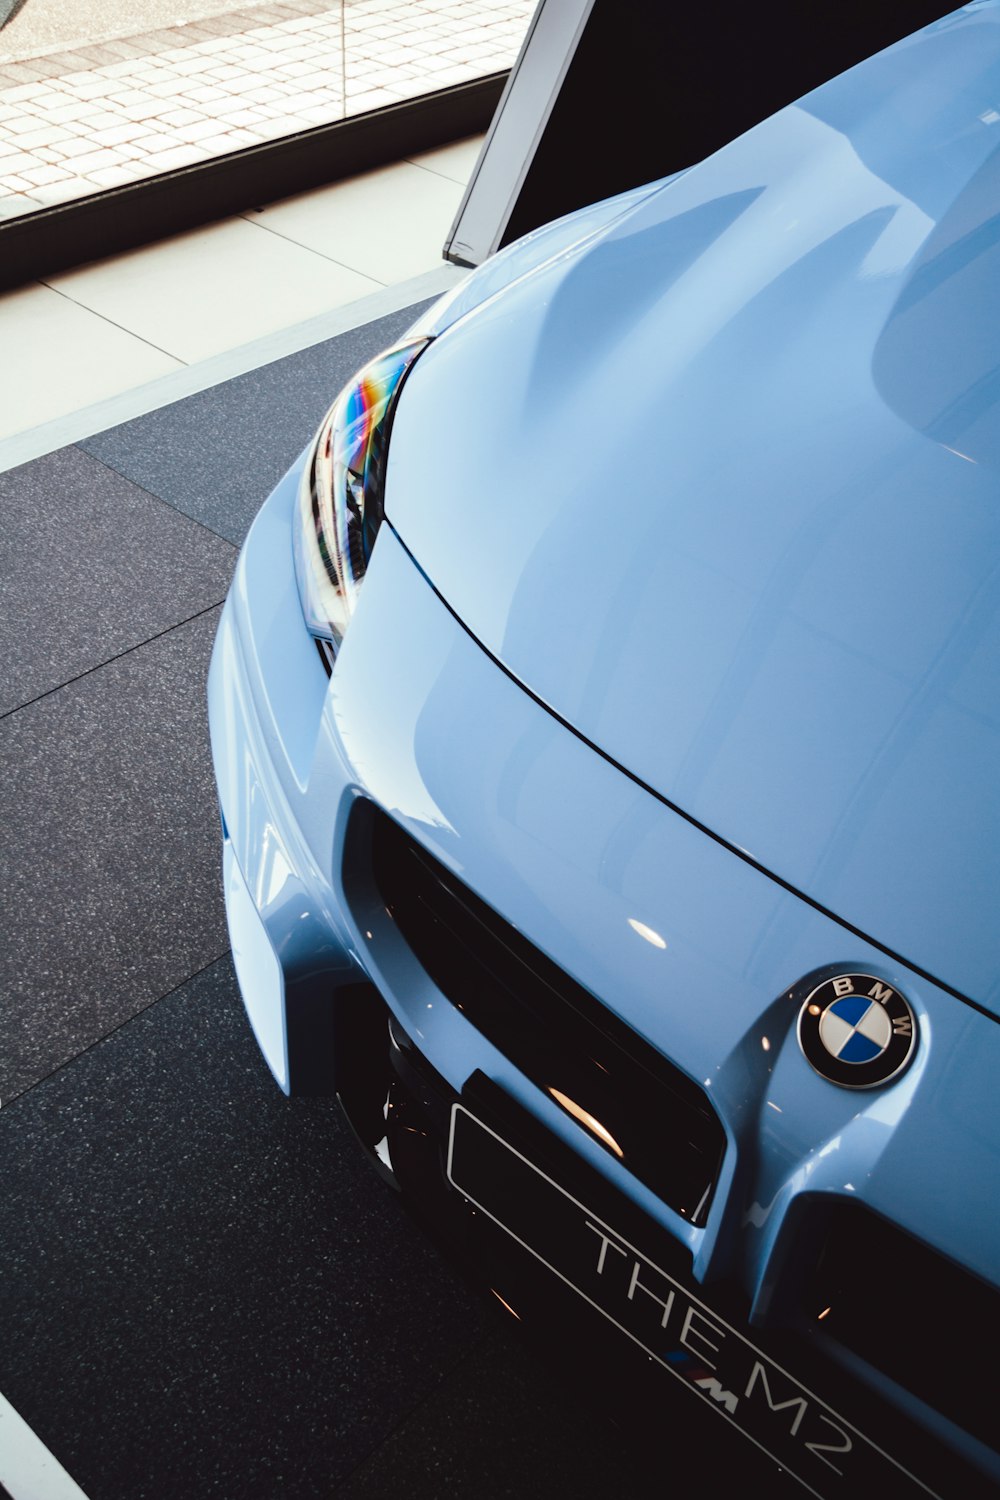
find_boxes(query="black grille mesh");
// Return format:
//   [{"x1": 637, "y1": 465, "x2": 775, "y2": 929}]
[
  {"x1": 806, "y1": 1202, "x2": 1000, "y2": 1454},
  {"x1": 368, "y1": 806, "x2": 726, "y2": 1226}
]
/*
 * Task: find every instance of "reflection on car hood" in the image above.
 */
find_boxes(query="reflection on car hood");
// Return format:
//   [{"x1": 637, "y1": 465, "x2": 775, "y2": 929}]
[{"x1": 385, "y1": 5, "x2": 1000, "y2": 1016}]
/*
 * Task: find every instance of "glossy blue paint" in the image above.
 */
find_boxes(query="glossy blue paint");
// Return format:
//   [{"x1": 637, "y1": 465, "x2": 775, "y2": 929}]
[
  {"x1": 210, "y1": 466, "x2": 1000, "y2": 1282},
  {"x1": 208, "y1": 457, "x2": 359, "y2": 1094},
  {"x1": 386, "y1": 4, "x2": 1000, "y2": 1015},
  {"x1": 411, "y1": 177, "x2": 672, "y2": 337},
  {"x1": 208, "y1": 6, "x2": 1000, "y2": 1486},
  {"x1": 209, "y1": 463, "x2": 1000, "y2": 1477},
  {"x1": 333, "y1": 526, "x2": 1000, "y2": 1287}
]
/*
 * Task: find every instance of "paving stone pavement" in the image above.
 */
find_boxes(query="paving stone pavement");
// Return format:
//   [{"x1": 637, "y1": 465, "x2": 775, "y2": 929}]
[{"x1": 0, "y1": 0, "x2": 531, "y2": 219}]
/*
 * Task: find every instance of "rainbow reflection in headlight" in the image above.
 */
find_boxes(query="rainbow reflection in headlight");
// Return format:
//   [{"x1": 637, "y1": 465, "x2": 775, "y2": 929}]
[{"x1": 294, "y1": 337, "x2": 429, "y2": 652}]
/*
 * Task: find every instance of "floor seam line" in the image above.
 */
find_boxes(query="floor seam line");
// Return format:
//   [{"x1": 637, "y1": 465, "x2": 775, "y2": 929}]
[
  {"x1": 37, "y1": 279, "x2": 189, "y2": 367},
  {"x1": 405, "y1": 156, "x2": 468, "y2": 186},
  {"x1": 1, "y1": 949, "x2": 232, "y2": 1109},
  {"x1": 0, "y1": 270, "x2": 458, "y2": 472},
  {"x1": 78, "y1": 444, "x2": 243, "y2": 552},
  {"x1": 0, "y1": 597, "x2": 228, "y2": 725},
  {"x1": 236, "y1": 213, "x2": 390, "y2": 283}
]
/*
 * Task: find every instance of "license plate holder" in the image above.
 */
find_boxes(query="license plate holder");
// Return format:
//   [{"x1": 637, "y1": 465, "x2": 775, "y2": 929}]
[{"x1": 447, "y1": 1100, "x2": 938, "y2": 1499}]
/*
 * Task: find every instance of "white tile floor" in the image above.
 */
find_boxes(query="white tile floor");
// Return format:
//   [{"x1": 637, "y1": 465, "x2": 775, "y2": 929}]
[
  {"x1": 49, "y1": 215, "x2": 383, "y2": 364},
  {"x1": 1, "y1": 280, "x2": 182, "y2": 441},
  {"x1": 0, "y1": 132, "x2": 481, "y2": 459},
  {"x1": 251, "y1": 154, "x2": 469, "y2": 284}
]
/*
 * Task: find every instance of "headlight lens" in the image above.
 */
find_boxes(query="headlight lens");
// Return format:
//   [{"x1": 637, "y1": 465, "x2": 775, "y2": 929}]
[{"x1": 293, "y1": 337, "x2": 429, "y2": 653}]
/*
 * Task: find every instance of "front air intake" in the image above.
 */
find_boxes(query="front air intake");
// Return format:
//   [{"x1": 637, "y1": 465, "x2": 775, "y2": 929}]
[
  {"x1": 805, "y1": 1204, "x2": 1000, "y2": 1456},
  {"x1": 367, "y1": 805, "x2": 726, "y2": 1226}
]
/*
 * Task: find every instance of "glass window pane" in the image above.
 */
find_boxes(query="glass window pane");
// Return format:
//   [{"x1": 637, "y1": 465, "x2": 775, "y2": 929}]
[{"x1": 0, "y1": 0, "x2": 532, "y2": 223}]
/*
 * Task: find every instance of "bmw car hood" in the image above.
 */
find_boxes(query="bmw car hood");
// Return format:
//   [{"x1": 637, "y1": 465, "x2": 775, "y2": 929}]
[{"x1": 386, "y1": 7, "x2": 1000, "y2": 1016}]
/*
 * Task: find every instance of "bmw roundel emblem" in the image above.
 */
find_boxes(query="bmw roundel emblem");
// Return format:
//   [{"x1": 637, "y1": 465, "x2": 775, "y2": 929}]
[{"x1": 797, "y1": 973, "x2": 917, "y2": 1089}]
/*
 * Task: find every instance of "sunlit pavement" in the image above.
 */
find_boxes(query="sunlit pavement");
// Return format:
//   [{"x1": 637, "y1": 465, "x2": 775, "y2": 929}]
[{"x1": 0, "y1": 0, "x2": 531, "y2": 220}]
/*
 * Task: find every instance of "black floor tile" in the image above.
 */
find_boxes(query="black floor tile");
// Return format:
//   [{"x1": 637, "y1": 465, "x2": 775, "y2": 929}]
[
  {"x1": 0, "y1": 957, "x2": 488, "y2": 1500},
  {"x1": 0, "y1": 608, "x2": 227, "y2": 1100},
  {"x1": 338, "y1": 1326, "x2": 669, "y2": 1500},
  {"x1": 0, "y1": 447, "x2": 235, "y2": 718},
  {"x1": 337, "y1": 1308, "x2": 805, "y2": 1500},
  {"x1": 80, "y1": 301, "x2": 435, "y2": 546}
]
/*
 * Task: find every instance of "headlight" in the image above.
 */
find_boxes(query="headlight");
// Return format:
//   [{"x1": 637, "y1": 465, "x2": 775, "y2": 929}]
[{"x1": 293, "y1": 337, "x2": 429, "y2": 655}]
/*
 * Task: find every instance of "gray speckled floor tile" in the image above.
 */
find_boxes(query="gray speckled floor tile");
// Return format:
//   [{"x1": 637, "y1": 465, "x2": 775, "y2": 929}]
[
  {"x1": 80, "y1": 300, "x2": 435, "y2": 547},
  {"x1": 0, "y1": 958, "x2": 488, "y2": 1500},
  {"x1": 0, "y1": 609, "x2": 227, "y2": 1101},
  {"x1": 0, "y1": 447, "x2": 236, "y2": 717}
]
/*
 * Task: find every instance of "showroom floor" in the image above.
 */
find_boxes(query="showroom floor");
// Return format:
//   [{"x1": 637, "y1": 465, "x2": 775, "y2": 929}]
[
  {"x1": 0, "y1": 132, "x2": 478, "y2": 467},
  {"x1": 0, "y1": 146, "x2": 799, "y2": 1500}
]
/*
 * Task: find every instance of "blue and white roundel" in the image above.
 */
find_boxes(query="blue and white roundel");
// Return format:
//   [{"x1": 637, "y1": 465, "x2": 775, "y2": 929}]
[
  {"x1": 818, "y1": 995, "x2": 892, "y2": 1064},
  {"x1": 797, "y1": 973, "x2": 917, "y2": 1089}
]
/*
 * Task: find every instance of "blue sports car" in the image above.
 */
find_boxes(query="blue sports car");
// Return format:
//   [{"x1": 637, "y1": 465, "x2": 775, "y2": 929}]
[{"x1": 208, "y1": 6, "x2": 1000, "y2": 1494}]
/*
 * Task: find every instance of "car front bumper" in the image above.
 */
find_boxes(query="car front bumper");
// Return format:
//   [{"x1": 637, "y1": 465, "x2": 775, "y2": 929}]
[{"x1": 208, "y1": 457, "x2": 1000, "y2": 1497}]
